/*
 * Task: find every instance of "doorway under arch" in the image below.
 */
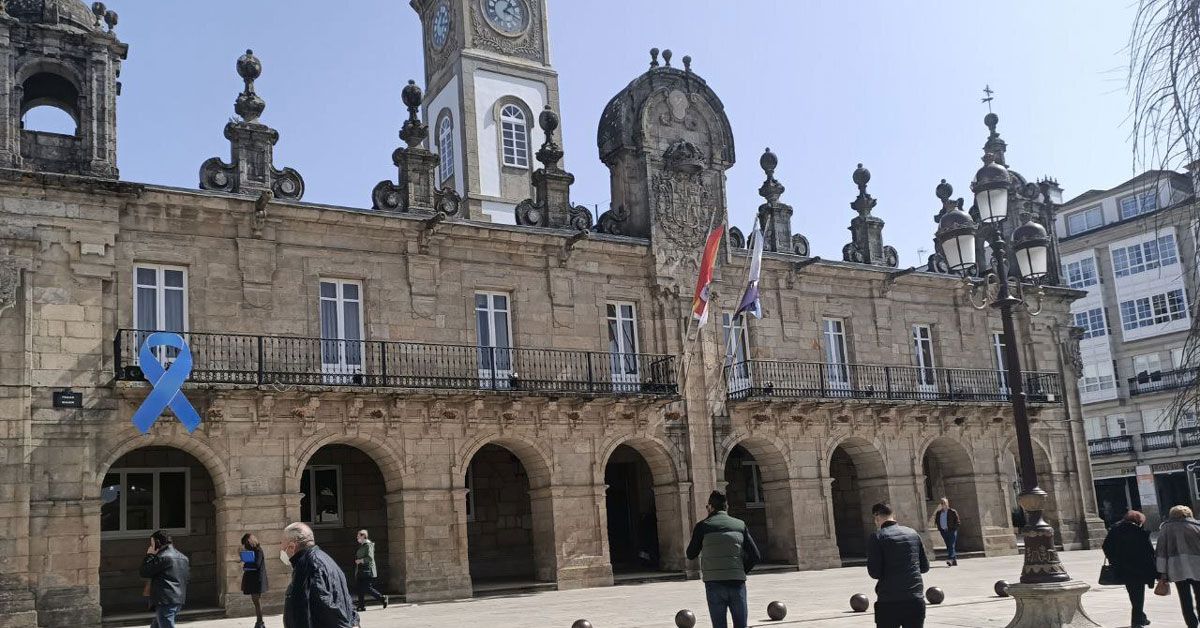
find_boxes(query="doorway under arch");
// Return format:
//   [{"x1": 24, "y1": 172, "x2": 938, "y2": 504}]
[
  {"x1": 921, "y1": 437, "x2": 984, "y2": 553},
  {"x1": 601, "y1": 439, "x2": 687, "y2": 576},
  {"x1": 829, "y1": 438, "x2": 889, "y2": 561},
  {"x1": 723, "y1": 440, "x2": 796, "y2": 565}
]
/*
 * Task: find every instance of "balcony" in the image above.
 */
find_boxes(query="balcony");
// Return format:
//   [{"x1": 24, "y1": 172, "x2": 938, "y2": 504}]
[
  {"x1": 113, "y1": 330, "x2": 678, "y2": 397},
  {"x1": 1129, "y1": 367, "x2": 1199, "y2": 397},
  {"x1": 1181, "y1": 427, "x2": 1200, "y2": 448},
  {"x1": 724, "y1": 360, "x2": 1062, "y2": 404},
  {"x1": 1088, "y1": 435, "x2": 1134, "y2": 457},
  {"x1": 1141, "y1": 430, "x2": 1178, "y2": 451}
]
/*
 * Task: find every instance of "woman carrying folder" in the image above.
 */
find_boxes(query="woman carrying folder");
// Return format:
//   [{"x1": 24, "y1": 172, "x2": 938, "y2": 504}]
[{"x1": 240, "y1": 533, "x2": 268, "y2": 628}]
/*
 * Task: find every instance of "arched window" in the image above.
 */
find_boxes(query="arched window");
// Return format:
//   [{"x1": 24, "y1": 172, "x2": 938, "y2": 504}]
[
  {"x1": 437, "y1": 113, "x2": 455, "y2": 183},
  {"x1": 499, "y1": 104, "x2": 529, "y2": 168},
  {"x1": 20, "y1": 71, "x2": 79, "y2": 135}
]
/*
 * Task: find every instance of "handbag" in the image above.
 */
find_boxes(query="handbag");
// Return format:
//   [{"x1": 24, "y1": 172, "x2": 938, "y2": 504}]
[
  {"x1": 1098, "y1": 560, "x2": 1120, "y2": 586},
  {"x1": 1155, "y1": 579, "x2": 1172, "y2": 596}
]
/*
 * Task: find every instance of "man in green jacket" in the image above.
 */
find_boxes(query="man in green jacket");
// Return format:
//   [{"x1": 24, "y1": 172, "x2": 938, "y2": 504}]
[
  {"x1": 686, "y1": 491, "x2": 761, "y2": 628},
  {"x1": 353, "y1": 529, "x2": 387, "y2": 612}
]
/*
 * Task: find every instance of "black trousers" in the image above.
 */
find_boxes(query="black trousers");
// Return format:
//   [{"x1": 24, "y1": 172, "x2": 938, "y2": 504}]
[
  {"x1": 874, "y1": 599, "x2": 925, "y2": 628},
  {"x1": 1124, "y1": 583, "x2": 1147, "y2": 626},
  {"x1": 356, "y1": 574, "x2": 384, "y2": 608},
  {"x1": 1177, "y1": 579, "x2": 1200, "y2": 628}
]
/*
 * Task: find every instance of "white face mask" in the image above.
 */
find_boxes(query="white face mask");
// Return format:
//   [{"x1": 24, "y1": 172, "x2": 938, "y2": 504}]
[{"x1": 280, "y1": 549, "x2": 291, "y2": 567}]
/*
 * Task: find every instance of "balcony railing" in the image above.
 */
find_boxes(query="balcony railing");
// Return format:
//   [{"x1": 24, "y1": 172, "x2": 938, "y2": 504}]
[
  {"x1": 1088, "y1": 435, "x2": 1134, "y2": 457},
  {"x1": 1141, "y1": 430, "x2": 1178, "y2": 451},
  {"x1": 1181, "y1": 427, "x2": 1200, "y2": 448},
  {"x1": 724, "y1": 360, "x2": 1062, "y2": 404},
  {"x1": 113, "y1": 330, "x2": 678, "y2": 396},
  {"x1": 1129, "y1": 367, "x2": 1200, "y2": 396}
]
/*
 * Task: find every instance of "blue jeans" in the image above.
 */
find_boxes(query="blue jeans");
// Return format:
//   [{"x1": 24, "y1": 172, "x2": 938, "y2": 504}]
[
  {"x1": 154, "y1": 604, "x2": 180, "y2": 628},
  {"x1": 940, "y1": 529, "x2": 958, "y2": 561},
  {"x1": 704, "y1": 581, "x2": 748, "y2": 628}
]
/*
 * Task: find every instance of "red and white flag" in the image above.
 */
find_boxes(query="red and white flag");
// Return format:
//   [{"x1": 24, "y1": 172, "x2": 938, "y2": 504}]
[{"x1": 691, "y1": 227, "x2": 724, "y2": 328}]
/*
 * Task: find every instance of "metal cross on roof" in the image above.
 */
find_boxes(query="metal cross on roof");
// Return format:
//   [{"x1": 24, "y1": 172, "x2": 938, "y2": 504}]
[{"x1": 982, "y1": 84, "x2": 995, "y2": 113}]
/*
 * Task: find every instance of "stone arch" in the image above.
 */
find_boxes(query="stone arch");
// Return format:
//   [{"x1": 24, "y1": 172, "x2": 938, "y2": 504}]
[
  {"x1": 599, "y1": 435, "x2": 688, "y2": 574},
  {"x1": 454, "y1": 432, "x2": 554, "y2": 490},
  {"x1": 1002, "y1": 436, "x2": 1061, "y2": 539},
  {"x1": 919, "y1": 436, "x2": 986, "y2": 555},
  {"x1": 721, "y1": 434, "x2": 798, "y2": 565},
  {"x1": 828, "y1": 435, "x2": 890, "y2": 561},
  {"x1": 96, "y1": 431, "x2": 231, "y2": 499},
  {"x1": 595, "y1": 433, "x2": 681, "y2": 487},
  {"x1": 289, "y1": 429, "x2": 405, "y2": 494},
  {"x1": 15, "y1": 59, "x2": 83, "y2": 133}
]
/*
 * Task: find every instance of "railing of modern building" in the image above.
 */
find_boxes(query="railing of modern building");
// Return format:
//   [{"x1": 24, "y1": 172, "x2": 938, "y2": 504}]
[
  {"x1": 1141, "y1": 430, "x2": 1178, "y2": 452},
  {"x1": 114, "y1": 330, "x2": 678, "y2": 396},
  {"x1": 724, "y1": 359, "x2": 1063, "y2": 404},
  {"x1": 1087, "y1": 435, "x2": 1135, "y2": 457},
  {"x1": 1129, "y1": 367, "x2": 1200, "y2": 397}
]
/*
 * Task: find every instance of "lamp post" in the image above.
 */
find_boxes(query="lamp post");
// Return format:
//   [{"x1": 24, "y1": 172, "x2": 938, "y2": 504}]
[{"x1": 936, "y1": 153, "x2": 1099, "y2": 628}]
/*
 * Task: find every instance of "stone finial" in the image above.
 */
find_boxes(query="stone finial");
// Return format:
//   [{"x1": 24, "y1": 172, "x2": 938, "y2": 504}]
[
  {"x1": 756, "y1": 148, "x2": 801, "y2": 254},
  {"x1": 104, "y1": 9, "x2": 117, "y2": 31},
  {"x1": 682, "y1": 55, "x2": 692, "y2": 73},
  {"x1": 758, "y1": 147, "x2": 784, "y2": 204},
  {"x1": 90, "y1": 2, "x2": 104, "y2": 27},
  {"x1": 234, "y1": 49, "x2": 265, "y2": 123},
  {"x1": 850, "y1": 163, "x2": 877, "y2": 218},
  {"x1": 843, "y1": 162, "x2": 897, "y2": 267},
  {"x1": 933, "y1": 178, "x2": 961, "y2": 222},
  {"x1": 982, "y1": 112, "x2": 1007, "y2": 165},
  {"x1": 662, "y1": 49, "x2": 672, "y2": 67},
  {"x1": 399, "y1": 80, "x2": 428, "y2": 148},
  {"x1": 535, "y1": 105, "x2": 563, "y2": 170},
  {"x1": 649, "y1": 47, "x2": 660, "y2": 68}
]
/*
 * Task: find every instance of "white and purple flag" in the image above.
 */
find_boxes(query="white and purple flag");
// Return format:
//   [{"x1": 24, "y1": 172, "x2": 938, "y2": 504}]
[{"x1": 735, "y1": 226, "x2": 764, "y2": 319}]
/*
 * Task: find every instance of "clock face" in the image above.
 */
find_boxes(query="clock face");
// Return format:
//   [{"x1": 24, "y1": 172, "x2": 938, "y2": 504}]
[
  {"x1": 431, "y1": 2, "x2": 451, "y2": 50},
  {"x1": 482, "y1": 0, "x2": 529, "y2": 36}
]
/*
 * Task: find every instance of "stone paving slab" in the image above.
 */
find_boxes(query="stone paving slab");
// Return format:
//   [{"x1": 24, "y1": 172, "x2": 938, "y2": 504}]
[{"x1": 178, "y1": 549, "x2": 1181, "y2": 628}]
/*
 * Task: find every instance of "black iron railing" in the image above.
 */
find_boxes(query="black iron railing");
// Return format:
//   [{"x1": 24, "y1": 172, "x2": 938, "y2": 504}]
[
  {"x1": 1088, "y1": 436, "x2": 1134, "y2": 457},
  {"x1": 1141, "y1": 430, "x2": 1177, "y2": 451},
  {"x1": 1181, "y1": 427, "x2": 1200, "y2": 448},
  {"x1": 1129, "y1": 367, "x2": 1200, "y2": 397},
  {"x1": 114, "y1": 330, "x2": 677, "y2": 396},
  {"x1": 724, "y1": 360, "x2": 1062, "y2": 404}
]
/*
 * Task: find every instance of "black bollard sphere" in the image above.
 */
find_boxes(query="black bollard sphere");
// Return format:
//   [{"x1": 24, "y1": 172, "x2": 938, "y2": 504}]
[
  {"x1": 926, "y1": 586, "x2": 945, "y2": 605},
  {"x1": 674, "y1": 609, "x2": 696, "y2": 628},
  {"x1": 767, "y1": 601, "x2": 787, "y2": 621},
  {"x1": 994, "y1": 580, "x2": 1010, "y2": 597},
  {"x1": 571, "y1": 621, "x2": 593, "y2": 628},
  {"x1": 849, "y1": 594, "x2": 870, "y2": 612}
]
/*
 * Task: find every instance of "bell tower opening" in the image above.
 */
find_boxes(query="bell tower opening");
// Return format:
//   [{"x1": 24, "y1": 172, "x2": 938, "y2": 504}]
[{"x1": 20, "y1": 71, "x2": 80, "y2": 135}]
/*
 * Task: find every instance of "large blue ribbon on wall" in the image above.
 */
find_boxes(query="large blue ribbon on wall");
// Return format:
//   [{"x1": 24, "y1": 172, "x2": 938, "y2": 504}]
[{"x1": 132, "y1": 332, "x2": 201, "y2": 434}]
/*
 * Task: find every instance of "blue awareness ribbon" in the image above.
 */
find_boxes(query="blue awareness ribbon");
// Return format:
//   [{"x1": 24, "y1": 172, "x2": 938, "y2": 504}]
[{"x1": 132, "y1": 332, "x2": 202, "y2": 434}]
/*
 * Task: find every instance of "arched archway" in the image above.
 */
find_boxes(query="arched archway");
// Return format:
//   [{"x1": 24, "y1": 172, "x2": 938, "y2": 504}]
[
  {"x1": 829, "y1": 437, "x2": 889, "y2": 561},
  {"x1": 463, "y1": 440, "x2": 556, "y2": 588},
  {"x1": 1004, "y1": 439, "x2": 1061, "y2": 544},
  {"x1": 921, "y1": 437, "x2": 985, "y2": 554},
  {"x1": 295, "y1": 444, "x2": 394, "y2": 603},
  {"x1": 723, "y1": 437, "x2": 797, "y2": 565},
  {"x1": 98, "y1": 446, "x2": 220, "y2": 615},
  {"x1": 600, "y1": 437, "x2": 687, "y2": 576}
]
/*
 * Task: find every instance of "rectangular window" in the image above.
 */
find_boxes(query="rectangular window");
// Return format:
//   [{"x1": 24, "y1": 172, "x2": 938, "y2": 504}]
[
  {"x1": 1132, "y1": 353, "x2": 1163, "y2": 380},
  {"x1": 912, "y1": 324, "x2": 937, "y2": 392},
  {"x1": 476, "y1": 292, "x2": 513, "y2": 386},
  {"x1": 992, "y1": 332, "x2": 1009, "y2": 391},
  {"x1": 300, "y1": 465, "x2": 342, "y2": 527},
  {"x1": 1066, "y1": 206, "x2": 1103, "y2": 235},
  {"x1": 1172, "y1": 347, "x2": 1186, "y2": 369},
  {"x1": 743, "y1": 461, "x2": 765, "y2": 508},
  {"x1": 822, "y1": 318, "x2": 849, "y2": 389},
  {"x1": 1073, "y1": 308, "x2": 1107, "y2": 339},
  {"x1": 100, "y1": 468, "x2": 190, "y2": 538},
  {"x1": 1106, "y1": 414, "x2": 1128, "y2": 437},
  {"x1": 1084, "y1": 416, "x2": 1103, "y2": 441},
  {"x1": 1119, "y1": 190, "x2": 1158, "y2": 220},
  {"x1": 1080, "y1": 361, "x2": 1116, "y2": 393},
  {"x1": 1063, "y1": 257, "x2": 1099, "y2": 289},
  {"x1": 1142, "y1": 407, "x2": 1170, "y2": 431},
  {"x1": 606, "y1": 302, "x2": 640, "y2": 389},
  {"x1": 722, "y1": 313, "x2": 751, "y2": 390},
  {"x1": 1120, "y1": 289, "x2": 1189, "y2": 331},
  {"x1": 319, "y1": 279, "x2": 363, "y2": 379},
  {"x1": 1112, "y1": 235, "x2": 1179, "y2": 278},
  {"x1": 134, "y1": 265, "x2": 188, "y2": 361}
]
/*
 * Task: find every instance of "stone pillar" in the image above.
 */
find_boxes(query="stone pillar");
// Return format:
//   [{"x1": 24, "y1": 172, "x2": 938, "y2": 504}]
[
  {"x1": 383, "y1": 491, "x2": 406, "y2": 595},
  {"x1": 758, "y1": 478, "x2": 798, "y2": 565},
  {"x1": 213, "y1": 494, "x2": 296, "y2": 617},
  {"x1": 530, "y1": 484, "x2": 611, "y2": 589},
  {"x1": 404, "y1": 488, "x2": 471, "y2": 602},
  {"x1": 654, "y1": 482, "x2": 692, "y2": 573},
  {"x1": 30, "y1": 498, "x2": 102, "y2": 627},
  {"x1": 795, "y1": 477, "x2": 842, "y2": 570}
]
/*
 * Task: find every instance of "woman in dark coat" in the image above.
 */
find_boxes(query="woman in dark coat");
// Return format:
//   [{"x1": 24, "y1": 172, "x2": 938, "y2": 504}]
[
  {"x1": 240, "y1": 533, "x2": 268, "y2": 628},
  {"x1": 1102, "y1": 510, "x2": 1157, "y2": 628}
]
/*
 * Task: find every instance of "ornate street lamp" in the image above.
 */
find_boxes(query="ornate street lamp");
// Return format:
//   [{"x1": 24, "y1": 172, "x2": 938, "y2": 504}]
[{"x1": 935, "y1": 152, "x2": 1097, "y2": 628}]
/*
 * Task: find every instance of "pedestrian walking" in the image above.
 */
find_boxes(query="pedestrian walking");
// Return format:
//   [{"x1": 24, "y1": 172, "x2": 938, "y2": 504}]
[
  {"x1": 867, "y1": 502, "x2": 929, "y2": 628},
  {"x1": 1157, "y1": 505, "x2": 1200, "y2": 628},
  {"x1": 354, "y1": 529, "x2": 388, "y2": 612},
  {"x1": 139, "y1": 530, "x2": 190, "y2": 628},
  {"x1": 240, "y1": 533, "x2": 268, "y2": 628},
  {"x1": 932, "y1": 497, "x2": 960, "y2": 567},
  {"x1": 685, "y1": 490, "x2": 761, "y2": 628},
  {"x1": 1102, "y1": 510, "x2": 1155, "y2": 627},
  {"x1": 281, "y1": 522, "x2": 359, "y2": 628}
]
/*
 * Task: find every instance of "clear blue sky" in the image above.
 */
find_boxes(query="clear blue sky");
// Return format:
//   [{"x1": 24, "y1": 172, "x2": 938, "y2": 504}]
[{"x1": 86, "y1": 1, "x2": 1137, "y2": 266}]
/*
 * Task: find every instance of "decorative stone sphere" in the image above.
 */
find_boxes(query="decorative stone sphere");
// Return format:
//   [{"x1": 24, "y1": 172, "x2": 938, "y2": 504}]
[
  {"x1": 571, "y1": 621, "x2": 593, "y2": 628},
  {"x1": 236, "y1": 49, "x2": 262, "y2": 82},
  {"x1": 401, "y1": 79, "x2": 423, "y2": 109},
  {"x1": 849, "y1": 594, "x2": 869, "y2": 612},
  {"x1": 852, "y1": 163, "x2": 871, "y2": 187},
  {"x1": 936, "y1": 178, "x2": 953, "y2": 200},
  {"x1": 674, "y1": 609, "x2": 696, "y2": 628},
  {"x1": 994, "y1": 580, "x2": 1010, "y2": 597},
  {"x1": 926, "y1": 587, "x2": 945, "y2": 604},
  {"x1": 766, "y1": 601, "x2": 787, "y2": 620},
  {"x1": 759, "y1": 147, "x2": 778, "y2": 174}
]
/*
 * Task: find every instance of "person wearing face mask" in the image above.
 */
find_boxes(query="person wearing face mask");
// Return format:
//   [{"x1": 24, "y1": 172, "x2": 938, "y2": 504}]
[{"x1": 280, "y1": 522, "x2": 359, "y2": 628}]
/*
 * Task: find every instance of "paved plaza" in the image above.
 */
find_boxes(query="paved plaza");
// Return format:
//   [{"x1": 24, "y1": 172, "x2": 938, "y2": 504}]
[{"x1": 176, "y1": 549, "x2": 1179, "y2": 628}]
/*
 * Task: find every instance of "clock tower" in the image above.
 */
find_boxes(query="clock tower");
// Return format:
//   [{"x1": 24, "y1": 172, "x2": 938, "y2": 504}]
[{"x1": 411, "y1": 0, "x2": 563, "y2": 223}]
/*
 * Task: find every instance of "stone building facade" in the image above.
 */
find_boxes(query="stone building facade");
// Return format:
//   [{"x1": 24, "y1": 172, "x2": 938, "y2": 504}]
[{"x1": 0, "y1": 1, "x2": 1106, "y2": 626}]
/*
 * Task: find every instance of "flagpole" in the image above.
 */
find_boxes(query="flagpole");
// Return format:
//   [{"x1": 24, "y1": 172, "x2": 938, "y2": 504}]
[
  {"x1": 677, "y1": 201, "x2": 726, "y2": 392},
  {"x1": 723, "y1": 215, "x2": 760, "y2": 367}
]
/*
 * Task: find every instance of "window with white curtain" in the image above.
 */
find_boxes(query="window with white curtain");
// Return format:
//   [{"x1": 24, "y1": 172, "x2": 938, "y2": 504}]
[
  {"x1": 319, "y1": 280, "x2": 363, "y2": 375},
  {"x1": 500, "y1": 104, "x2": 529, "y2": 168},
  {"x1": 437, "y1": 113, "x2": 454, "y2": 183},
  {"x1": 1106, "y1": 414, "x2": 1127, "y2": 436},
  {"x1": 1080, "y1": 362, "x2": 1116, "y2": 393},
  {"x1": 134, "y1": 265, "x2": 187, "y2": 332},
  {"x1": 822, "y1": 318, "x2": 849, "y2": 388},
  {"x1": 1084, "y1": 417, "x2": 1103, "y2": 441}
]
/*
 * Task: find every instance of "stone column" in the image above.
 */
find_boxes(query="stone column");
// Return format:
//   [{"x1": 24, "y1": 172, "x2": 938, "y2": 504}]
[
  {"x1": 654, "y1": 482, "x2": 692, "y2": 574},
  {"x1": 795, "y1": 477, "x2": 842, "y2": 570},
  {"x1": 530, "y1": 484, "x2": 612, "y2": 589},
  {"x1": 213, "y1": 493, "x2": 296, "y2": 617},
  {"x1": 30, "y1": 498, "x2": 102, "y2": 627},
  {"x1": 759, "y1": 478, "x2": 798, "y2": 565},
  {"x1": 403, "y1": 488, "x2": 471, "y2": 602}
]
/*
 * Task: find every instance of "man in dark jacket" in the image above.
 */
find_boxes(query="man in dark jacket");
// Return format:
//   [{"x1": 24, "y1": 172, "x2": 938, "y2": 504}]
[
  {"x1": 932, "y1": 497, "x2": 960, "y2": 567},
  {"x1": 281, "y1": 522, "x2": 360, "y2": 628},
  {"x1": 685, "y1": 491, "x2": 761, "y2": 628},
  {"x1": 867, "y1": 502, "x2": 929, "y2": 628},
  {"x1": 139, "y1": 530, "x2": 190, "y2": 628},
  {"x1": 1103, "y1": 510, "x2": 1156, "y2": 627}
]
